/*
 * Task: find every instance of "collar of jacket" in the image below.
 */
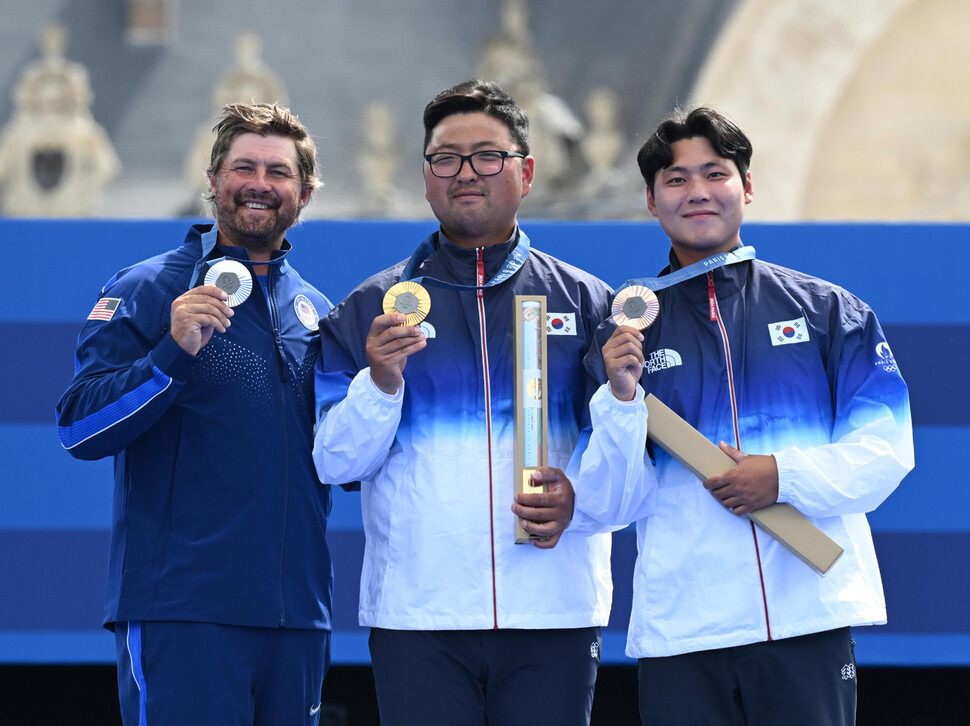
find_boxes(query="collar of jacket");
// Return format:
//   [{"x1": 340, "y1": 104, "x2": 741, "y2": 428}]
[
  {"x1": 426, "y1": 228, "x2": 522, "y2": 286},
  {"x1": 661, "y1": 242, "x2": 751, "y2": 302},
  {"x1": 187, "y1": 223, "x2": 294, "y2": 286}
]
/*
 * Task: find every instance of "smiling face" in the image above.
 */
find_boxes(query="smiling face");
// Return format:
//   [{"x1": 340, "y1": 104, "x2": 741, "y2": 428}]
[
  {"x1": 646, "y1": 136, "x2": 753, "y2": 267},
  {"x1": 207, "y1": 132, "x2": 311, "y2": 259},
  {"x1": 423, "y1": 112, "x2": 534, "y2": 249}
]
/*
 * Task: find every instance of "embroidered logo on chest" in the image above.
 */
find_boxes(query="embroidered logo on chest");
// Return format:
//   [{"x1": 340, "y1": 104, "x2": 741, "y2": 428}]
[
  {"x1": 419, "y1": 320, "x2": 437, "y2": 339},
  {"x1": 645, "y1": 348, "x2": 683, "y2": 374}
]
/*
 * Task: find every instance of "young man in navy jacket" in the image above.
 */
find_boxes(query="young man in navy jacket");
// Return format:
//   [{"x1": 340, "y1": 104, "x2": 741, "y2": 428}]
[{"x1": 575, "y1": 107, "x2": 913, "y2": 725}]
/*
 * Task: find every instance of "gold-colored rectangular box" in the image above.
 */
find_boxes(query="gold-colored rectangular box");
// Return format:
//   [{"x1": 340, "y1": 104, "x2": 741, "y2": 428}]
[
  {"x1": 644, "y1": 393, "x2": 844, "y2": 575},
  {"x1": 514, "y1": 295, "x2": 549, "y2": 543}
]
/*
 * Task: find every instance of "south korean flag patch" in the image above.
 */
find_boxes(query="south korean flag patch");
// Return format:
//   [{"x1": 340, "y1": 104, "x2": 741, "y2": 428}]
[
  {"x1": 546, "y1": 312, "x2": 576, "y2": 336},
  {"x1": 769, "y1": 317, "x2": 810, "y2": 346}
]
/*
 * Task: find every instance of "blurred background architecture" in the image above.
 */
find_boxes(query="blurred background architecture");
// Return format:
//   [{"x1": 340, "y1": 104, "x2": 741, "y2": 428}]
[{"x1": 2, "y1": 0, "x2": 965, "y2": 221}]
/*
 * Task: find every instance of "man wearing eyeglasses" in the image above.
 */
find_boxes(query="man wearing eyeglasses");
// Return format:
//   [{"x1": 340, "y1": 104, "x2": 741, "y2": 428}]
[{"x1": 313, "y1": 80, "x2": 613, "y2": 725}]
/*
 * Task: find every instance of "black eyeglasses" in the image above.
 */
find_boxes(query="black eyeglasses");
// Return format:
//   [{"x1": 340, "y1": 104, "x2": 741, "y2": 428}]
[{"x1": 424, "y1": 150, "x2": 525, "y2": 178}]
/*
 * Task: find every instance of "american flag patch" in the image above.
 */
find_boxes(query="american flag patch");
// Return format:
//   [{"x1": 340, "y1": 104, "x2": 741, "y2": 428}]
[{"x1": 88, "y1": 297, "x2": 121, "y2": 321}]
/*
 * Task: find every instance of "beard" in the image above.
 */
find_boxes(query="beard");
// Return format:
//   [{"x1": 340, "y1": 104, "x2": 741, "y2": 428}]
[{"x1": 214, "y1": 191, "x2": 301, "y2": 255}]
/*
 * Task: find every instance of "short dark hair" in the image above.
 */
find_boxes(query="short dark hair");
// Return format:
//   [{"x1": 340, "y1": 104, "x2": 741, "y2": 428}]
[
  {"x1": 637, "y1": 107, "x2": 752, "y2": 194},
  {"x1": 423, "y1": 79, "x2": 530, "y2": 154},
  {"x1": 206, "y1": 102, "x2": 318, "y2": 205}
]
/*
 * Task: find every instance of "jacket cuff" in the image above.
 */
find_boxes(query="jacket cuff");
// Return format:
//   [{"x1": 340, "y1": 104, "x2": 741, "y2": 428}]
[
  {"x1": 150, "y1": 333, "x2": 196, "y2": 382},
  {"x1": 773, "y1": 450, "x2": 794, "y2": 504},
  {"x1": 601, "y1": 381, "x2": 645, "y2": 410},
  {"x1": 360, "y1": 367, "x2": 405, "y2": 403}
]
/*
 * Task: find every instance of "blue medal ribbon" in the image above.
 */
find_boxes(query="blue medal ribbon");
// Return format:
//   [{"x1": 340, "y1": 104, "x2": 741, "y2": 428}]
[
  {"x1": 618, "y1": 244, "x2": 756, "y2": 294},
  {"x1": 189, "y1": 226, "x2": 291, "y2": 289},
  {"x1": 398, "y1": 230, "x2": 531, "y2": 290}
]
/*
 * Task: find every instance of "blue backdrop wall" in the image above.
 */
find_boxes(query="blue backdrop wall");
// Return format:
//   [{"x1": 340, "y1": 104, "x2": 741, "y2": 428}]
[{"x1": 1, "y1": 219, "x2": 967, "y2": 666}]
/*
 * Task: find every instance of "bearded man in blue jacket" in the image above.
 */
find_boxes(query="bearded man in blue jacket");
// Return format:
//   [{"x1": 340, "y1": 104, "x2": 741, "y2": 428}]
[
  {"x1": 575, "y1": 107, "x2": 914, "y2": 726},
  {"x1": 56, "y1": 103, "x2": 334, "y2": 725}
]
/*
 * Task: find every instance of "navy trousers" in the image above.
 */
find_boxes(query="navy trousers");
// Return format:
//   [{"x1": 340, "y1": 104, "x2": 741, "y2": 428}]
[
  {"x1": 638, "y1": 627, "x2": 857, "y2": 725},
  {"x1": 369, "y1": 626, "x2": 602, "y2": 726},
  {"x1": 115, "y1": 621, "x2": 330, "y2": 726}
]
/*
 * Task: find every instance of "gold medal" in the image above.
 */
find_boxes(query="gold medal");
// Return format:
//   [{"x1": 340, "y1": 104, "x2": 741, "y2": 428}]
[
  {"x1": 611, "y1": 285, "x2": 659, "y2": 330},
  {"x1": 382, "y1": 281, "x2": 431, "y2": 326}
]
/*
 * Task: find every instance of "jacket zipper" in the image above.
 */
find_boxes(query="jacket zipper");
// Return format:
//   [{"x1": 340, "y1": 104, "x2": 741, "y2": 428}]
[
  {"x1": 268, "y1": 267, "x2": 290, "y2": 627},
  {"x1": 708, "y1": 271, "x2": 772, "y2": 641},
  {"x1": 477, "y1": 250, "x2": 499, "y2": 629}
]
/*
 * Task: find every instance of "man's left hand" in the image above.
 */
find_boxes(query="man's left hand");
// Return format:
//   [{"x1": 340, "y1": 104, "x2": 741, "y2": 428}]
[
  {"x1": 703, "y1": 443, "x2": 779, "y2": 516},
  {"x1": 511, "y1": 467, "x2": 575, "y2": 549}
]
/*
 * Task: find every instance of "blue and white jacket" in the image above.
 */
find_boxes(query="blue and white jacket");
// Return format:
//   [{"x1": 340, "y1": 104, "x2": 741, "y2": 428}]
[
  {"x1": 313, "y1": 230, "x2": 614, "y2": 630},
  {"x1": 56, "y1": 224, "x2": 334, "y2": 631},
  {"x1": 575, "y1": 246, "x2": 914, "y2": 658}
]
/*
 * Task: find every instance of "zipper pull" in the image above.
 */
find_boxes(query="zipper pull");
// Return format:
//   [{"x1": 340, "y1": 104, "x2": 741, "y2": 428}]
[
  {"x1": 477, "y1": 249, "x2": 485, "y2": 299},
  {"x1": 708, "y1": 272, "x2": 717, "y2": 322}
]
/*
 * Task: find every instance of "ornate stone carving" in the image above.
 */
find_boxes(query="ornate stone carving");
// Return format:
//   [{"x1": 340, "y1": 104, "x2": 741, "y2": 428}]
[
  {"x1": 0, "y1": 24, "x2": 121, "y2": 217},
  {"x1": 355, "y1": 100, "x2": 404, "y2": 217},
  {"x1": 476, "y1": 0, "x2": 583, "y2": 198}
]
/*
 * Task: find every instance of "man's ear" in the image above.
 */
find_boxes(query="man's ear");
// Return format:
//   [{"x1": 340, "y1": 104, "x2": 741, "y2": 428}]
[
  {"x1": 519, "y1": 155, "x2": 536, "y2": 199},
  {"x1": 646, "y1": 186, "x2": 658, "y2": 218}
]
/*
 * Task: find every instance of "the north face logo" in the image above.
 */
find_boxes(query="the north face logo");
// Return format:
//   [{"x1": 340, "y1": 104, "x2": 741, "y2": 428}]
[{"x1": 645, "y1": 348, "x2": 683, "y2": 374}]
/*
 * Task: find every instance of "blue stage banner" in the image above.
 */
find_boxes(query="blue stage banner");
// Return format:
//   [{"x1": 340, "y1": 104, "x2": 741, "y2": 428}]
[{"x1": 1, "y1": 219, "x2": 967, "y2": 666}]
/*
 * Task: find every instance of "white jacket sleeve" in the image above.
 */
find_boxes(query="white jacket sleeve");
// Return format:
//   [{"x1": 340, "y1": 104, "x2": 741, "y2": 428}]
[
  {"x1": 774, "y1": 407, "x2": 914, "y2": 518},
  {"x1": 312, "y1": 367, "x2": 403, "y2": 484},
  {"x1": 773, "y1": 302, "x2": 915, "y2": 518},
  {"x1": 572, "y1": 382, "x2": 660, "y2": 532}
]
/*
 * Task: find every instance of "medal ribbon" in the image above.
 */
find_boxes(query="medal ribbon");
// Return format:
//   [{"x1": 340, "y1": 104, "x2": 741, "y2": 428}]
[
  {"x1": 189, "y1": 226, "x2": 291, "y2": 289},
  {"x1": 398, "y1": 230, "x2": 531, "y2": 290},
  {"x1": 618, "y1": 245, "x2": 756, "y2": 294}
]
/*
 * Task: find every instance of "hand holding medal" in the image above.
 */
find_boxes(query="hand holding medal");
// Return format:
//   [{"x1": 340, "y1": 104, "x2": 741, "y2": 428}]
[
  {"x1": 171, "y1": 262, "x2": 246, "y2": 356},
  {"x1": 368, "y1": 281, "x2": 431, "y2": 395},
  {"x1": 604, "y1": 285, "x2": 658, "y2": 403}
]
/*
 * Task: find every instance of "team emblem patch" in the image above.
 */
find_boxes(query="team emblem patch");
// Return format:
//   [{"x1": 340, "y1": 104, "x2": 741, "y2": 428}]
[
  {"x1": 293, "y1": 294, "x2": 319, "y2": 330},
  {"x1": 769, "y1": 317, "x2": 809, "y2": 346},
  {"x1": 88, "y1": 297, "x2": 121, "y2": 321},
  {"x1": 418, "y1": 321, "x2": 437, "y2": 339},
  {"x1": 546, "y1": 312, "x2": 576, "y2": 336},
  {"x1": 875, "y1": 341, "x2": 898, "y2": 372}
]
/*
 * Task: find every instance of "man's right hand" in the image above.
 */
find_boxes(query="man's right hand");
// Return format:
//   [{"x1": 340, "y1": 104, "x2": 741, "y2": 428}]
[
  {"x1": 366, "y1": 312, "x2": 427, "y2": 394},
  {"x1": 170, "y1": 285, "x2": 234, "y2": 356},
  {"x1": 602, "y1": 325, "x2": 644, "y2": 402}
]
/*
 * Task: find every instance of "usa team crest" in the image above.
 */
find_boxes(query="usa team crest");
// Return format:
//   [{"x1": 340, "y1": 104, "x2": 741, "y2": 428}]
[{"x1": 294, "y1": 295, "x2": 319, "y2": 330}]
